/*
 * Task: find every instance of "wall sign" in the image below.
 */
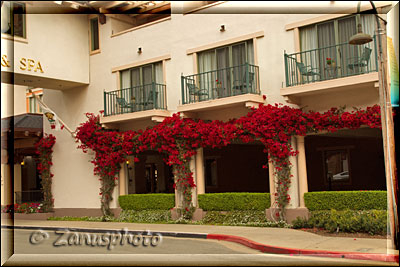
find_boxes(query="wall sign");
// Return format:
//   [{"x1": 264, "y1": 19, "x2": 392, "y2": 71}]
[{"x1": 1, "y1": 55, "x2": 44, "y2": 73}]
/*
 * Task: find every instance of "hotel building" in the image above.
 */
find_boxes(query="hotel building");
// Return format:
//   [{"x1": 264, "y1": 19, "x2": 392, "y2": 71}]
[{"x1": 1, "y1": 1, "x2": 398, "y2": 219}]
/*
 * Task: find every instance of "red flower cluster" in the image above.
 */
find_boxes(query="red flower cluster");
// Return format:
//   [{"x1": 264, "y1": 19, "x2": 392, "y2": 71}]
[
  {"x1": 1, "y1": 202, "x2": 44, "y2": 214},
  {"x1": 35, "y1": 134, "x2": 56, "y2": 212},
  {"x1": 75, "y1": 105, "x2": 382, "y2": 219}
]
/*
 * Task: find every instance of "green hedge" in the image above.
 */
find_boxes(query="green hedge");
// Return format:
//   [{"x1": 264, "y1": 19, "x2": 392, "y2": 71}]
[
  {"x1": 118, "y1": 194, "x2": 175, "y2": 211},
  {"x1": 292, "y1": 210, "x2": 387, "y2": 235},
  {"x1": 304, "y1": 191, "x2": 387, "y2": 211},
  {"x1": 198, "y1": 193, "x2": 270, "y2": 211},
  {"x1": 117, "y1": 210, "x2": 172, "y2": 223},
  {"x1": 198, "y1": 210, "x2": 290, "y2": 227}
]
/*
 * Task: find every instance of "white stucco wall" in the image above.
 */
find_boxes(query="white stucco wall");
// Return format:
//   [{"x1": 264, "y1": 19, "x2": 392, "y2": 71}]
[
  {"x1": 1, "y1": 2, "x2": 89, "y2": 85},
  {"x1": 1, "y1": 84, "x2": 27, "y2": 118}
]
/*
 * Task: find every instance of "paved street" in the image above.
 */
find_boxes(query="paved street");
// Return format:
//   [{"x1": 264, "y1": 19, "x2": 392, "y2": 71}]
[
  {"x1": 2, "y1": 228, "x2": 398, "y2": 266},
  {"x1": 5, "y1": 228, "x2": 257, "y2": 254}
]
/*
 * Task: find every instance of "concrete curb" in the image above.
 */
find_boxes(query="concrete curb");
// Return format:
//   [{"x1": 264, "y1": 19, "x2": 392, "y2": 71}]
[
  {"x1": 207, "y1": 234, "x2": 399, "y2": 263},
  {"x1": 2, "y1": 225, "x2": 398, "y2": 263}
]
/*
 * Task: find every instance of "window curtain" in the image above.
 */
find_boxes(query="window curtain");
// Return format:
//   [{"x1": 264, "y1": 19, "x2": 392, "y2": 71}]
[
  {"x1": 121, "y1": 70, "x2": 130, "y2": 89},
  {"x1": 198, "y1": 50, "x2": 216, "y2": 92},
  {"x1": 154, "y1": 62, "x2": 163, "y2": 108},
  {"x1": 317, "y1": 21, "x2": 336, "y2": 80},
  {"x1": 1, "y1": 2, "x2": 11, "y2": 34},
  {"x1": 130, "y1": 68, "x2": 140, "y2": 104},
  {"x1": 216, "y1": 47, "x2": 229, "y2": 95},
  {"x1": 338, "y1": 16, "x2": 357, "y2": 76},
  {"x1": 154, "y1": 62, "x2": 163, "y2": 84},
  {"x1": 361, "y1": 14, "x2": 377, "y2": 71},
  {"x1": 198, "y1": 50, "x2": 217, "y2": 73},
  {"x1": 247, "y1": 40, "x2": 254, "y2": 65},
  {"x1": 300, "y1": 25, "x2": 318, "y2": 74}
]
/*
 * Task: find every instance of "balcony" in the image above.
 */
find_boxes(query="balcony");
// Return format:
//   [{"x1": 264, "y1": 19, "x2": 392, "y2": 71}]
[
  {"x1": 178, "y1": 63, "x2": 264, "y2": 120},
  {"x1": 282, "y1": 37, "x2": 379, "y2": 103},
  {"x1": 101, "y1": 83, "x2": 170, "y2": 125},
  {"x1": 181, "y1": 63, "x2": 260, "y2": 104},
  {"x1": 284, "y1": 36, "x2": 378, "y2": 87}
]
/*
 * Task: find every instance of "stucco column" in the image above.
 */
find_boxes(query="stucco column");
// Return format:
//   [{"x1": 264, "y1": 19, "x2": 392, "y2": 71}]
[
  {"x1": 287, "y1": 136, "x2": 299, "y2": 208},
  {"x1": 190, "y1": 154, "x2": 197, "y2": 207},
  {"x1": 195, "y1": 148, "x2": 205, "y2": 195},
  {"x1": 119, "y1": 163, "x2": 127, "y2": 196},
  {"x1": 268, "y1": 161, "x2": 276, "y2": 207},
  {"x1": 296, "y1": 135, "x2": 308, "y2": 208}
]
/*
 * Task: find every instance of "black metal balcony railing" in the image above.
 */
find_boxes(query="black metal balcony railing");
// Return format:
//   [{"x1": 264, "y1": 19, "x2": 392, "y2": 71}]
[
  {"x1": 181, "y1": 63, "x2": 260, "y2": 105},
  {"x1": 104, "y1": 83, "x2": 166, "y2": 116},
  {"x1": 15, "y1": 190, "x2": 43, "y2": 204},
  {"x1": 284, "y1": 35, "x2": 378, "y2": 87}
]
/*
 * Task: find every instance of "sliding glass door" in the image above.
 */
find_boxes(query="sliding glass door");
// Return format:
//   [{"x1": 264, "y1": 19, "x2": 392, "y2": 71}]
[
  {"x1": 120, "y1": 62, "x2": 163, "y2": 110},
  {"x1": 197, "y1": 40, "x2": 254, "y2": 97},
  {"x1": 300, "y1": 14, "x2": 376, "y2": 80}
]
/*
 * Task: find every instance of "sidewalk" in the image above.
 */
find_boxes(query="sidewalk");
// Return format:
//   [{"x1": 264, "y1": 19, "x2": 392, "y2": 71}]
[{"x1": 2, "y1": 218, "x2": 399, "y2": 263}]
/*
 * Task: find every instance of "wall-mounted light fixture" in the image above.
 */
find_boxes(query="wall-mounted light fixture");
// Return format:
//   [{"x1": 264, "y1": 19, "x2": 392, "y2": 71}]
[
  {"x1": 220, "y1": 24, "x2": 225, "y2": 32},
  {"x1": 99, "y1": 14, "x2": 106, "y2": 25},
  {"x1": 137, "y1": 47, "x2": 142, "y2": 54}
]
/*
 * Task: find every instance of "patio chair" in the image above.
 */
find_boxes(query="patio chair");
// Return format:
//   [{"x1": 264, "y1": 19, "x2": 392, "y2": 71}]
[
  {"x1": 233, "y1": 71, "x2": 255, "y2": 95},
  {"x1": 296, "y1": 62, "x2": 320, "y2": 84},
  {"x1": 141, "y1": 90, "x2": 159, "y2": 109},
  {"x1": 116, "y1": 97, "x2": 134, "y2": 111},
  {"x1": 187, "y1": 78, "x2": 208, "y2": 101},
  {"x1": 347, "y1": 47, "x2": 372, "y2": 73}
]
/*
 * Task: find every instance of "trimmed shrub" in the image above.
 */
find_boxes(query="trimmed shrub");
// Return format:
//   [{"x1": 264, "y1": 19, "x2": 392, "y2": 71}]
[
  {"x1": 118, "y1": 194, "x2": 175, "y2": 211},
  {"x1": 198, "y1": 193, "x2": 270, "y2": 211},
  {"x1": 48, "y1": 216, "x2": 114, "y2": 222},
  {"x1": 292, "y1": 209, "x2": 387, "y2": 235},
  {"x1": 117, "y1": 210, "x2": 172, "y2": 223},
  {"x1": 198, "y1": 210, "x2": 290, "y2": 228},
  {"x1": 304, "y1": 191, "x2": 387, "y2": 211}
]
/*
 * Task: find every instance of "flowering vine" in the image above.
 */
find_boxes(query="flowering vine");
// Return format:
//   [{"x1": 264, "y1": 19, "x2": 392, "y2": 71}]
[
  {"x1": 35, "y1": 134, "x2": 56, "y2": 212},
  {"x1": 75, "y1": 103, "x2": 382, "y2": 220}
]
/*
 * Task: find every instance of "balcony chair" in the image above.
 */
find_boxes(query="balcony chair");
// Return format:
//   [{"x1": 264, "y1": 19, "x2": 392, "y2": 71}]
[
  {"x1": 187, "y1": 78, "x2": 208, "y2": 101},
  {"x1": 233, "y1": 71, "x2": 255, "y2": 95},
  {"x1": 139, "y1": 90, "x2": 159, "y2": 110},
  {"x1": 347, "y1": 47, "x2": 372, "y2": 74},
  {"x1": 116, "y1": 97, "x2": 135, "y2": 112},
  {"x1": 296, "y1": 61, "x2": 320, "y2": 84}
]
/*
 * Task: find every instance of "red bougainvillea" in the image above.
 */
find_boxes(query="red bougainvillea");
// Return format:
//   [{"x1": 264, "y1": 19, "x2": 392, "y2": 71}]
[
  {"x1": 35, "y1": 134, "x2": 56, "y2": 212},
  {"x1": 75, "y1": 102, "x2": 382, "y2": 220}
]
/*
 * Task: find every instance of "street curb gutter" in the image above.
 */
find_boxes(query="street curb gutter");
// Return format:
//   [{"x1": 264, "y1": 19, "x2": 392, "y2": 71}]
[
  {"x1": 3, "y1": 225, "x2": 398, "y2": 263},
  {"x1": 207, "y1": 234, "x2": 399, "y2": 263}
]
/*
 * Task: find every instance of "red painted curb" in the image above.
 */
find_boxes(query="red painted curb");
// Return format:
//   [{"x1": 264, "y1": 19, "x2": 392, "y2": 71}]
[{"x1": 207, "y1": 234, "x2": 399, "y2": 263}]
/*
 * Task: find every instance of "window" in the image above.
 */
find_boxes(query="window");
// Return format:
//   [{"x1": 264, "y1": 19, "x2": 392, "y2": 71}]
[
  {"x1": 323, "y1": 149, "x2": 351, "y2": 188},
  {"x1": 119, "y1": 62, "x2": 163, "y2": 109},
  {"x1": 299, "y1": 14, "x2": 376, "y2": 79},
  {"x1": 198, "y1": 40, "x2": 254, "y2": 73},
  {"x1": 26, "y1": 90, "x2": 43, "y2": 114},
  {"x1": 90, "y1": 17, "x2": 99, "y2": 52},
  {"x1": 197, "y1": 40, "x2": 254, "y2": 97},
  {"x1": 1, "y1": 1, "x2": 26, "y2": 38},
  {"x1": 204, "y1": 158, "x2": 218, "y2": 187}
]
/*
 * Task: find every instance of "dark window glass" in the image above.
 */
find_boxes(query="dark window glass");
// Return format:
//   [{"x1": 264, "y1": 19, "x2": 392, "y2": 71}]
[
  {"x1": 324, "y1": 150, "x2": 350, "y2": 186},
  {"x1": 90, "y1": 17, "x2": 99, "y2": 51},
  {"x1": 1, "y1": 2, "x2": 26, "y2": 37},
  {"x1": 205, "y1": 158, "x2": 217, "y2": 187}
]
